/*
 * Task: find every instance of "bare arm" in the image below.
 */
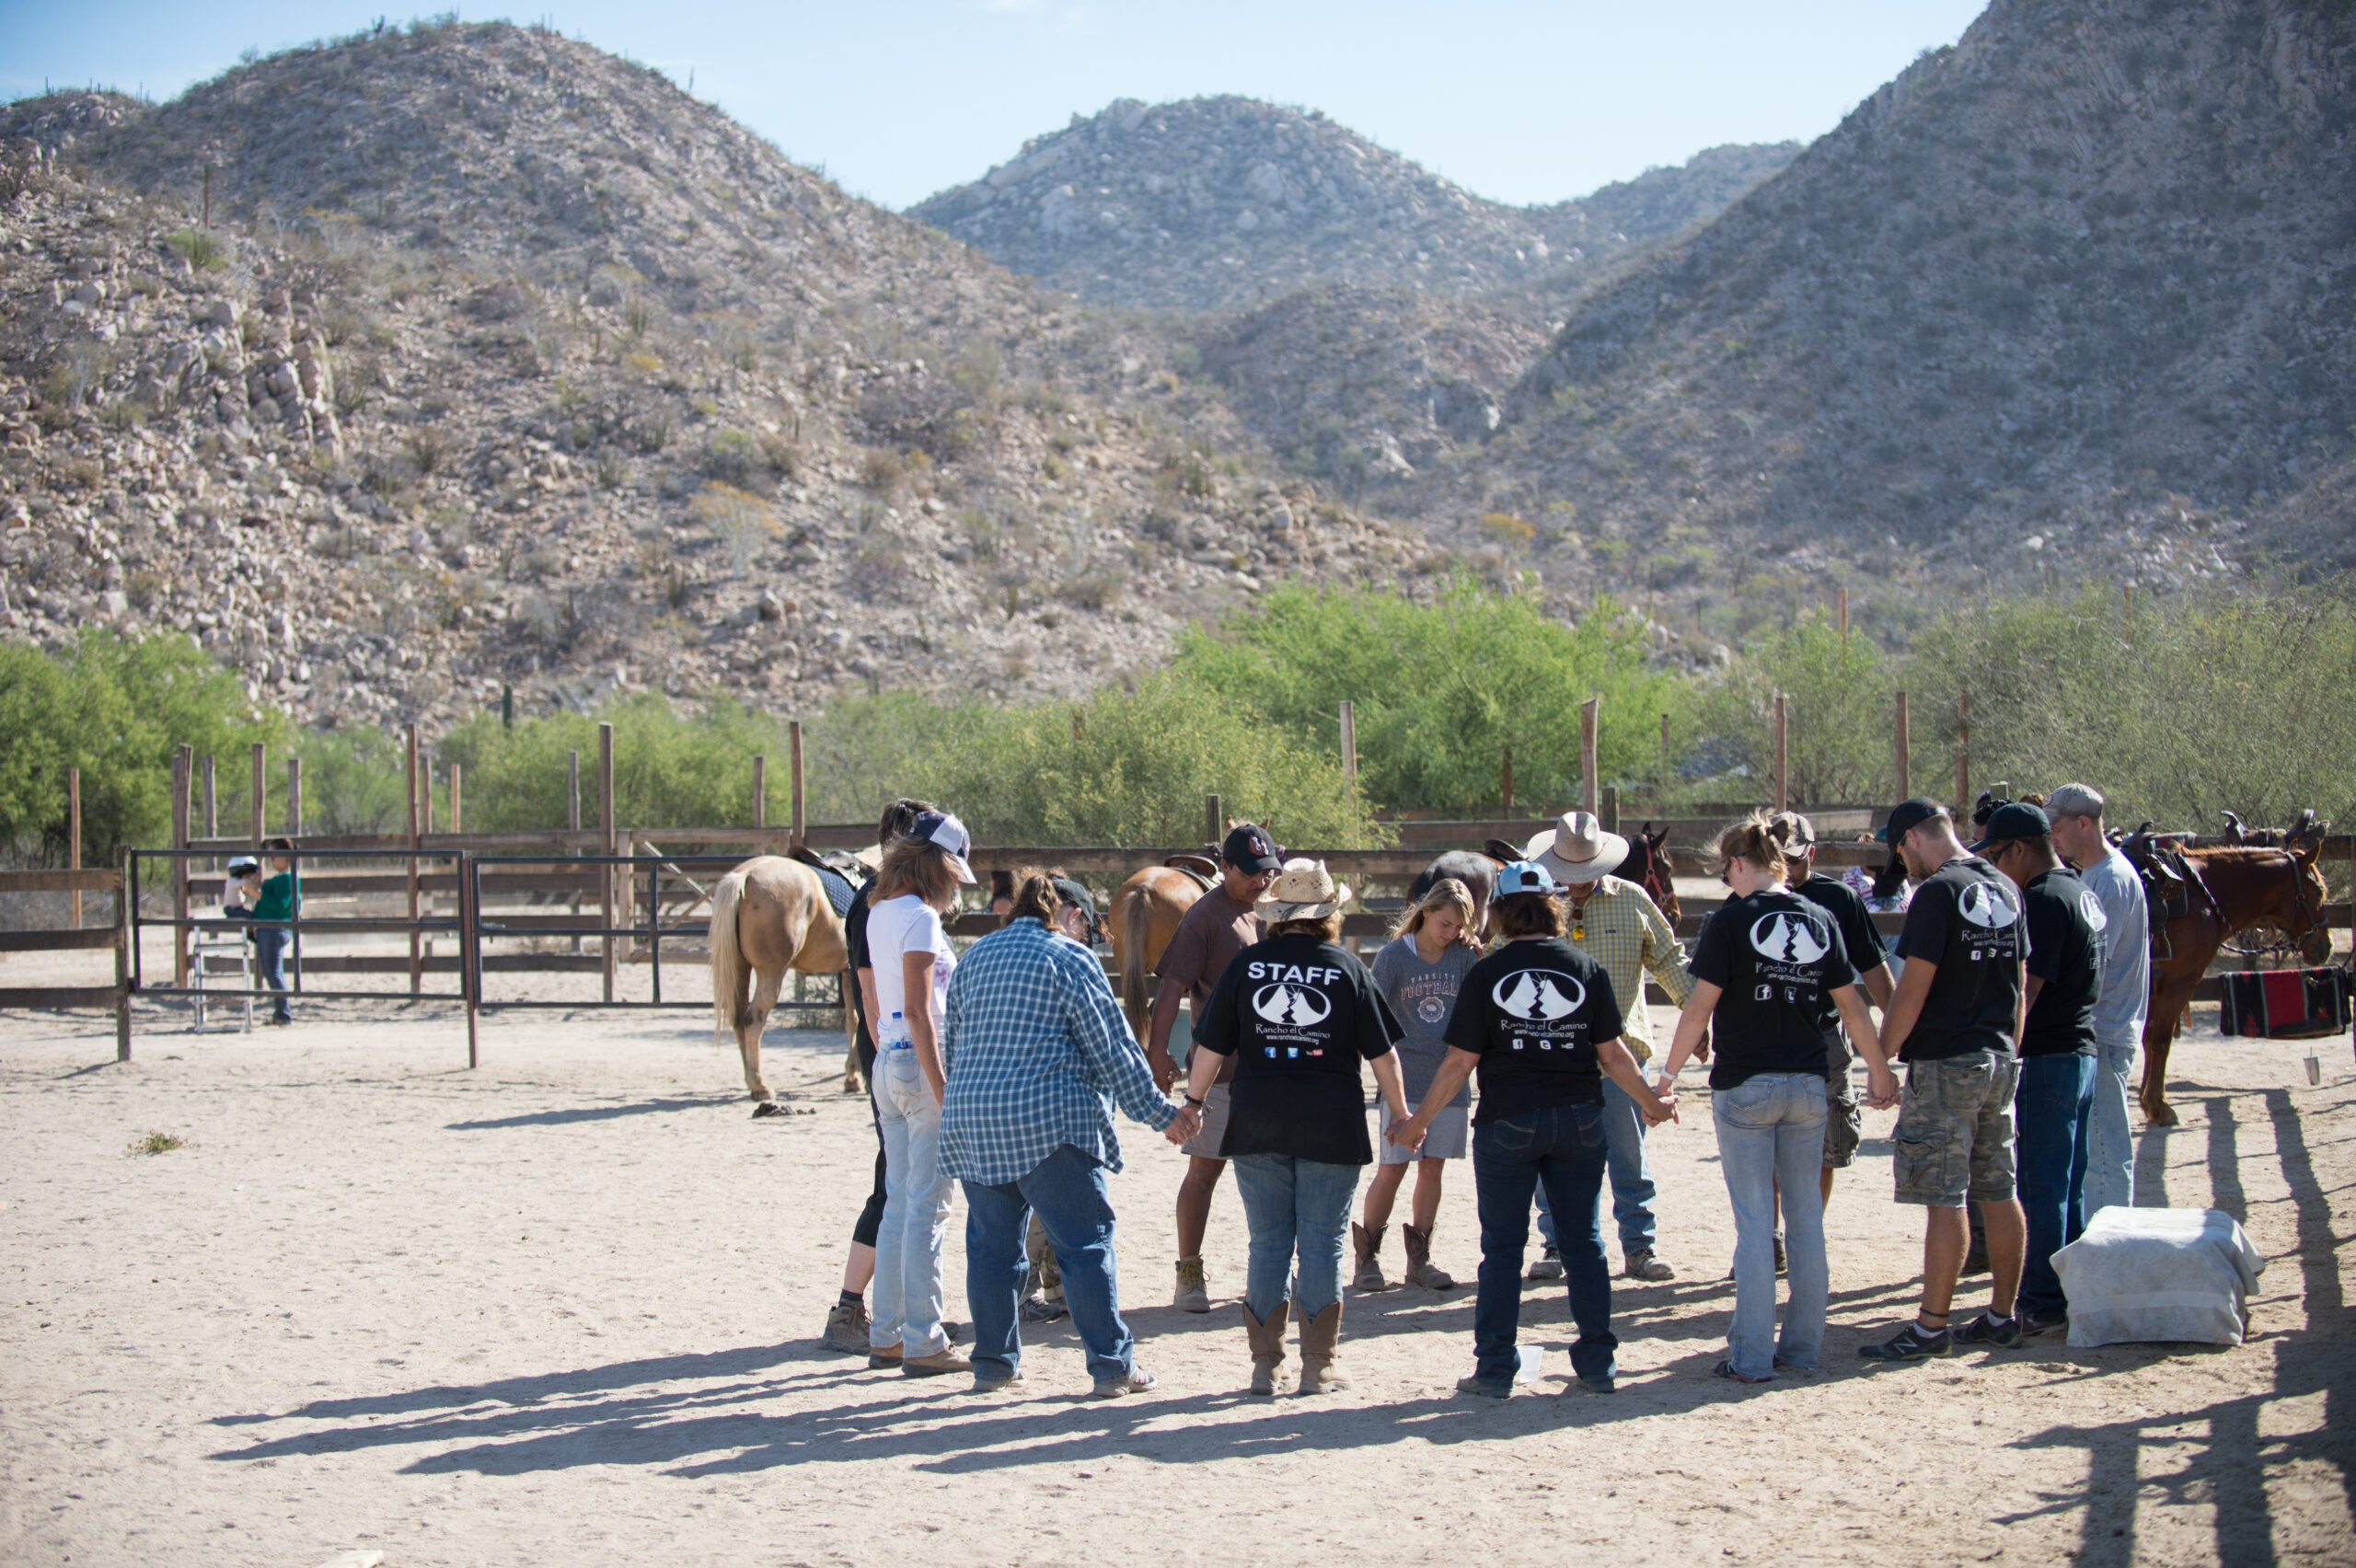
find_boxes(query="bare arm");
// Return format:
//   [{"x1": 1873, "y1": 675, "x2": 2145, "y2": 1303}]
[
  {"x1": 1878, "y1": 956, "x2": 1937, "y2": 1062},
  {"x1": 1369, "y1": 1051, "x2": 1411, "y2": 1124},
  {"x1": 1145, "y1": 976, "x2": 1187, "y2": 1090},
  {"x1": 902, "y1": 948, "x2": 946, "y2": 1103},
  {"x1": 1599, "y1": 1036, "x2": 1676, "y2": 1124},
  {"x1": 1655, "y1": 980, "x2": 1723, "y2": 1087},
  {"x1": 1861, "y1": 962, "x2": 1895, "y2": 1010},
  {"x1": 1183, "y1": 1040, "x2": 1225, "y2": 1105},
  {"x1": 1393, "y1": 1046, "x2": 1481, "y2": 1147},
  {"x1": 859, "y1": 969, "x2": 880, "y2": 1035},
  {"x1": 1835, "y1": 983, "x2": 1898, "y2": 1108},
  {"x1": 2023, "y1": 973, "x2": 2045, "y2": 1013},
  {"x1": 2015, "y1": 960, "x2": 2029, "y2": 1049}
]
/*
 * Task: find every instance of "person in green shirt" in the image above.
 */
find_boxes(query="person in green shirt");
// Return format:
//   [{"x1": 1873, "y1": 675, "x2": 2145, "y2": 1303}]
[{"x1": 247, "y1": 837, "x2": 299, "y2": 1025}]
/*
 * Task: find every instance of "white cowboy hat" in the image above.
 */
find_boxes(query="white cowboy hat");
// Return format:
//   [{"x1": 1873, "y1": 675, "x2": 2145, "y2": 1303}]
[
  {"x1": 1522, "y1": 810, "x2": 1629, "y2": 886},
  {"x1": 1256, "y1": 857, "x2": 1352, "y2": 921}
]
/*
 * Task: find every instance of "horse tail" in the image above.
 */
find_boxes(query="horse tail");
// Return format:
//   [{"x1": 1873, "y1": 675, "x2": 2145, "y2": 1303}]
[
  {"x1": 710, "y1": 867, "x2": 751, "y2": 1043},
  {"x1": 1118, "y1": 882, "x2": 1153, "y2": 1040}
]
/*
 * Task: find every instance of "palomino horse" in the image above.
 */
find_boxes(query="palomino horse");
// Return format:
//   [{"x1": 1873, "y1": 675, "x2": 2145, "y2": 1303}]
[
  {"x1": 709, "y1": 856, "x2": 852, "y2": 1106},
  {"x1": 1108, "y1": 865, "x2": 1207, "y2": 1040},
  {"x1": 2139, "y1": 838, "x2": 2331, "y2": 1126}
]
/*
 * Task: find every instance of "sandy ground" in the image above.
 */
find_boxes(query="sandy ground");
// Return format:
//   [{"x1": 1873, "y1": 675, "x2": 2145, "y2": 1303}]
[{"x1": 2, "y1": 989, "x2": 2352, "y2": 1568}]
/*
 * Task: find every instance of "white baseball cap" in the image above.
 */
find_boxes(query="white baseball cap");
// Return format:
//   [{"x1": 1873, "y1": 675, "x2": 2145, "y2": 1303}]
[{"x1": 911, "y1": 810, "x2": 976, "y2": 884}]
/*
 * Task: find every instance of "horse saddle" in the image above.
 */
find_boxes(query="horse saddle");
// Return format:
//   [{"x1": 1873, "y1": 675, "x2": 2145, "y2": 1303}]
[
  {"x1": 2118, "y1": 826, "x2": 2209, "y2": 962},
  {"x1": 1481, "y1": 839, "x2": 1521, "y2": 865},
  {"x1": 1163, "y1": 853, "x2": 1218, "y2": 892},
  {"x1": 785, "y1": 844, "x2": 863, "y2": 917}
]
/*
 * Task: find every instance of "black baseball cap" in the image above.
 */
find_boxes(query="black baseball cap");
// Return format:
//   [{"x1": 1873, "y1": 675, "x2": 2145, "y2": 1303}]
[
  {"x1": 1051, "y1": 875, "x2": 1097, "y2": 928},
  {"x1": 1220, "y1": 823, "x2": 1283, "y2": 873},
  {"x1": 1969, "y1": 801, "x2": 2051, "y2": 855},
  {"x1": 1877, "y1": 797, "x2": 1949, "y2": 845}
]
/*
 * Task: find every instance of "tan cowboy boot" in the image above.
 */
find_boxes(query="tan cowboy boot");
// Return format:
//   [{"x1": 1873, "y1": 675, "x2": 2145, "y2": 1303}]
[
  {"x1": 1403, "y1": 1224, "x2": 1457, "y2": 1290},
  {"x1": 1351, "y1": 1221, "x2": 1392, "y2": 1292},
  {"x1": 1242, "y1": 1300, "x2": 1290, "y2": 1396},
  {"x1": 1297, "y1": 1301, "x2": 1351, "y2": 1394}
]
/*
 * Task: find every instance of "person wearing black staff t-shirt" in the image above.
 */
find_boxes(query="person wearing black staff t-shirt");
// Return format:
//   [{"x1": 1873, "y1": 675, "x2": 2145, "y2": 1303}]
[
  {"x1": 1390, "y1": 861, "x2": 1678, "y2": 1400},
  {"x1": 1186, "y1": 859, "x2": 1409, "y2": 1398},
  {"x1": 1976, "y1": 801, "x2": 2102, "y2": 1339},
  {"x1": 1774, "y1": 811, "x2": 1898, "y2": 1212},
  {"x1": 1857, "y1": 798, "x2": 2030, "y2": 1364},
  {"x1": 1656, "y1": 814, "x2": 1895, "y2": 1384}
]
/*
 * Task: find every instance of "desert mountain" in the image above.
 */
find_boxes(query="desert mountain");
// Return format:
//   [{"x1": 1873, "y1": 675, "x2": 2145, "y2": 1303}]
[
  {"x1": 911, "y1": 96, "x2": 1795, "y2": 314},
  {"x1": 1462, "y1": 0, "x2": 2356, "y2": 601},
  {"x1": 0, "y1": 24, "x2": 1436, "y2": 732}
]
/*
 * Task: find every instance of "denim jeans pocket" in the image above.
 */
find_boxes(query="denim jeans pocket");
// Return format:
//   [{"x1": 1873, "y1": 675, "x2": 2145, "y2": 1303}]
[
  {"x1": 1485, "y1": 1113, "x2": 1539, "y2": 1153},
  {"x1": 1717, "y1": 1076, "x2": 1783, "y2": 1129}
]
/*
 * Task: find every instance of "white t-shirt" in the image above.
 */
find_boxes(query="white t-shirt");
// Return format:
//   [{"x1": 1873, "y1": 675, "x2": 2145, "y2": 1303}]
[{"x1": 866, "y1": 893, "x2": 954, "y2": 1043}]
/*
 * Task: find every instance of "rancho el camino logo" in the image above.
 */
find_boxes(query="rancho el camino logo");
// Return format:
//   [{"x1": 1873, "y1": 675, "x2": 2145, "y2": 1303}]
[
  {"x1": 1494, "y1": 970, "x2": 1584, "y2": 1020},
  {"x1": 1750, "y1": 908, "x2": 1831, "y2": 964},
  {"x1": 1253, "y1": 982, "x2": 1334, "y2": 1028}
]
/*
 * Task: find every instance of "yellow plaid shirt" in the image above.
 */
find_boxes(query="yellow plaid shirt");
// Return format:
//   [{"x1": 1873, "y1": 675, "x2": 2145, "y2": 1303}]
[{"x1": 1561, "y1": 875, "x2": 1693, "y2": 1063}]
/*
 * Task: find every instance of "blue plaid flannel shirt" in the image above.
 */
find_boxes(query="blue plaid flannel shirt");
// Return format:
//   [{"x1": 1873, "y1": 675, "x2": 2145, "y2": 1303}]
[{"x1": 939, "y1": 917, "x2": 1178, "y2": 1186}]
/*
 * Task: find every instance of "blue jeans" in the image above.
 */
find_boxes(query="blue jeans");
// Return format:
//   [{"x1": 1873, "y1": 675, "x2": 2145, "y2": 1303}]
[
  {"x1": 1533, "y1": 1078, "x2": 1657, "y2": 1252},
  {"x1": 1712, "y1": 1074, "x2": 1829, "y2": 1378},
  {"x1": 1472, "y1": 1104, "x2": 1616, "y2": 1385},
  {"x1": 963, "y1": 1144, "x2": 1135, "y2": 1384},
  {"x1": 2082, "y1": 1037, "x2": 2138, "y2": 1217},
  {"x1": 249, "y1": 926, "x2": 292, "y2": 1021},
  {"x1": 1229, "y1": 1153, "x2": 1360, "y2": 1322},
  {"x1": 2017, "y1": 1052, "x2": 2096, "y2": 1319},
  {"x1": 872, "y1": 1047, "x2": 953, "y2": 1358}
]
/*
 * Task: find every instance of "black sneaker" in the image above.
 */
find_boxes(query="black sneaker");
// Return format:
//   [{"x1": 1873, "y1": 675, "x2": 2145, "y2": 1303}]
[
  {"x1": 1859, "y1": 1321, "x2": 1953, "y2": 1361},
  {"x1": 2021, "y1": 1307, "x2": 2068, "y2": 1338},
  {"x1": 1772, "y1": 1232, "x2": 1787, "y2": 1276},
  {"x1": 1956, "y1": 1312, "x2": 2024, "y2": 1349}
]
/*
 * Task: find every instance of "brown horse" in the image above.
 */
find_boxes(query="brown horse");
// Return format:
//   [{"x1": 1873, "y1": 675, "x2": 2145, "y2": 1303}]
[
  {"x1": 2139, "y1": 840, "x2": 2331, "y2": 1125},
  {"x1": 1107, "y1": 866, "x2": 1207, "y2": 1040},
  {"x1": 1622, "y1": 822, "x2": 1681, "y2": 922},
  {"x1": 709, "y1": 856, "x2": 853, "y2": 1106}
]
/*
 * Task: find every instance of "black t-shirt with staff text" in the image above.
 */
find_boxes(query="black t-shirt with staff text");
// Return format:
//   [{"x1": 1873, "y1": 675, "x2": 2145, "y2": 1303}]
[
  {"x1": 1894, "y1": 857, "x2": 2028, "y2": 1061},
  {"x1": 1193, "y1": 933, "x2": 1403, "y2": 1165},
  {"x1": 1442, "y1": 938, "x2": 1626, "y2": 1125},
  {"x1": 2020, "y1": 866, "x2": 2103, "y2": 1057},
  {"x1": 1689, "y1": 888, "x2": 1861, "y2": 1090}
]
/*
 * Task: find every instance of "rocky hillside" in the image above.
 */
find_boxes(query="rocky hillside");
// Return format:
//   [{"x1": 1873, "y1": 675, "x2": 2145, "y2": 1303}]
[
  {"x1": 910, "y1": 96, "x2": 1795, "y2": 314},
  {"x1": 0, "y1": 24, "x2": 1437, "y2": 732},
  {"x1": 1468, "y1": 0, "x2": 2356, "y2": 604}
]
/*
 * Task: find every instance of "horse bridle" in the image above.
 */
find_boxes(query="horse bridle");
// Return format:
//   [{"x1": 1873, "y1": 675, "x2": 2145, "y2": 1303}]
[{"x1": 2217, "y1": 847, "x2": 2326, "y2": 959}]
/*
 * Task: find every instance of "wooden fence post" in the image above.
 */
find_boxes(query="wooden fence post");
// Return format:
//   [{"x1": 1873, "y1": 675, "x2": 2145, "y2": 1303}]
[
  {"x1": 789, "y1": 721, "x2": 804, "y2": 852},
  {"x1": 249, "y1": 742, "x2": 266, "y2": 847},
  {"x1": 1579, "y1": 697, "x2": 1600, "y2": 816},
  {"x1": 1204, "y1": 793, "x2": 1222, "y2": 849},
  {"x1": 68, "y1": 767, "x2": 82, "y2": 928},
  {"x1": 1347, "y1": 697, "x2": 1366, "y2": 795},
  {"x1": 449, "y1": 763, "x2": 462, "y2": 834},
  {"x1": 1659, "y1": 711, "x2": 1671, "y2": 793},
  {"x1": 1501, "y1": 745, "x2": 1514, "y2": 817},
  {"x1": 1600, "y1": 784, "x2": 1619, "y2": 836},
  {"x1": 600, "y1": 721, "x2": 616, "y2": 1004},
  {"x1": 287, "y1": 756, "x2": 303, "y2": 839},
  {"x1": 567, "y1": 748, "x2": 583, "y2": 955},
  {"x1": 405, "y1": 723, "x2": 422, "y2": 995},
  {"x1": 1773, "y1": 692, "x2": 1788, "y2": 813},
  {"x1": 170, "y1": 744, "x2": 191, "y2": 986},
  {"x1": 752, "y1": 754, "x2": 767, "y2": 830},
  {"x1": 202, "y1": 753, "x2": 217, "y2": 840},
  {"x1": 1955, "y1": 692, "x2": 1970, "y2": 816},
  {"x1": 1895, "y1": 691, "x2": 1911, "y2": 803}
]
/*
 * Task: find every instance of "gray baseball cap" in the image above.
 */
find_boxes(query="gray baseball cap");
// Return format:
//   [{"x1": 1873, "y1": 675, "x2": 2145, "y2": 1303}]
[{"x1": 2045, "y1": 782, "x2": 2106, "y2": 821}]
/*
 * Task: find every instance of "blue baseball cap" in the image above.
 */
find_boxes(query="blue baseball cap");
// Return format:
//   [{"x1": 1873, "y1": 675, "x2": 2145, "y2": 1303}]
[{"x1": 1494, "y1": 859, "x2": 1561, "y2": 898}]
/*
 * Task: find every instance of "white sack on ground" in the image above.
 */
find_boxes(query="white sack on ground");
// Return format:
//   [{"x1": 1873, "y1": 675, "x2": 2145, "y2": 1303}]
[{"x1": 2052, "y1": 1206, "x2": 2268, "y2": 1347}]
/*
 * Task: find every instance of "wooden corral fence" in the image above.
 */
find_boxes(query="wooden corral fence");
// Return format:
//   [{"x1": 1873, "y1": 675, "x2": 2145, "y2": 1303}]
[{"x1": 0, "y1": 855, "x2": 132, "y2": 1060}]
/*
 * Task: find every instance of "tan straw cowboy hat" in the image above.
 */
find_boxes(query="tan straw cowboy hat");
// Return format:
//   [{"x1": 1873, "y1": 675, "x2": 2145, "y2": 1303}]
[
  {"x1": 1256, "y1": 857, "x2": 1352, "y2": 921},
  {"x1": 1522, "y1": 810, "x2": 1629, "y2": 886}
]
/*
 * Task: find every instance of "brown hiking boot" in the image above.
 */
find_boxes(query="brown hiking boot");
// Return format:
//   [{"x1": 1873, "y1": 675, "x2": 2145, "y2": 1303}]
[
  {"x1": 1242, "y1": 1300, "x2": 1291, "y2": 1396},
  {"x1": 1297, "y1": 1301, "x2": 1351, "y2": 1394},
  {"x1": 1173, "y1": 1255, "x2": 1211, "y2": 1313},
  {"x1": 902, "y1": 1348, "x2": 973, "y2": 1378},
  {"x1": 1351, "y1": 1221, "x2": 1392, "y2": 1292},
  {"x1": 1402, "y1": 1224, "x2": 1456, "y2": 1290},
  {"x1": 823, "y1": 1297, "x2": 871, "y2": 1355}
]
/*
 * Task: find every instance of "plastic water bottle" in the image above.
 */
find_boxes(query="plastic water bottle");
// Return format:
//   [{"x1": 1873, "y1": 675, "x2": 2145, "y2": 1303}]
[{"x1": 887, "y1": 1009, "x2": 907, "y2": 1049}]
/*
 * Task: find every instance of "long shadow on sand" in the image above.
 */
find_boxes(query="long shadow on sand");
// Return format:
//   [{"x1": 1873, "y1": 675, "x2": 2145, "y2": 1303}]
[{"x1": 445, "y1": 1093, "x2": 745, "y2": 1130}]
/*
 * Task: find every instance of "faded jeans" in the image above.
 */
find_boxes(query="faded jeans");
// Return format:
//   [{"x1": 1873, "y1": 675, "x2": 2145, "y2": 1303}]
[
  {"x1": 964, "y1": 1144, "x2": 1134, "y2": 1384},
  {"x1": 1473, "y1": 1104, "x2": 1616, "y2": 1385},
  {"x1": 2017, "y1": 1052, "x2": 2096, "y2": 1320},
  {"x1": 1713, "y1": 1073, "x2": 1829, "y2": 1378},
  {"x1": 1533, "y1": 1077, "x2": 1657, "y2": 1253},
  {"x1": 2082, "y1": 1037, "x2": 2139, "y2": 1217},
  {"x1": 872, "y1": 1046, "x2": 953, "y2": 1358},
  {"x1": 1229, "y1": 1152, "x2": 1360, "y2": 1323},
  {"x1": 248, "y1": 926, "x2": 293, "y2": 1022}
]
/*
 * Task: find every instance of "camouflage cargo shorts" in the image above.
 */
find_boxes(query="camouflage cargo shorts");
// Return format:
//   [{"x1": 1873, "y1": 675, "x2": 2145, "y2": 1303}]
[{"x1": 1891, "y1": 1051, "x2": 2019, "y2": 1206}]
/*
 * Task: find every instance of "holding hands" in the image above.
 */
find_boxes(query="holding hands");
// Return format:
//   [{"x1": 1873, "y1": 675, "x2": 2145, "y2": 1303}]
[
  {"x1": 1863, "y1": 1065, "x2": 1900, "y2": 1111},
  {"x1": 1164, "y1": 1101, "x2": 1205, "y2": 1145},
  {"x1": 1386, "y1": 1112, "x2": 1428, "y2": 1155}
]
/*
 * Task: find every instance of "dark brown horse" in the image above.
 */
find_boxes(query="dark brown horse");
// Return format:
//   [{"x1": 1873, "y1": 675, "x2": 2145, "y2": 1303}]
[
  {"x1": 1621, "y1": 822, "x2": 1681, "y2": 923},
  {"x1": 2140, "y1": 839, "x2": 2332, "y2": 1125}
]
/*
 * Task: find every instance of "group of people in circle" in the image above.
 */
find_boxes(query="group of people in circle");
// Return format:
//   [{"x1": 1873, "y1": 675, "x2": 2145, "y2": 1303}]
[{"x1": 814, "y1": 781, "x2": 2135, "y2": 1398}]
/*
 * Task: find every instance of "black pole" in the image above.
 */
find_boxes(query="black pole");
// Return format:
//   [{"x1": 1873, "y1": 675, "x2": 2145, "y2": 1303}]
[{"x1": 502, "y1": 684, "x2": 514, "y2": 730}]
